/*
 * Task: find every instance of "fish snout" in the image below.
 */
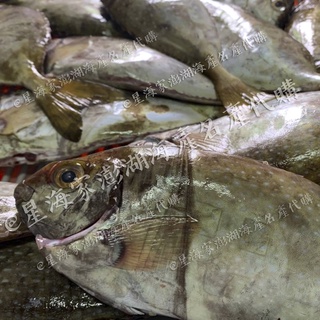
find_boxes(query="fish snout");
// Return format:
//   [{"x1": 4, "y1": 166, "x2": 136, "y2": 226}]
[{"x1": 14, "y1": 182, "x2": 35, "y2": 205}]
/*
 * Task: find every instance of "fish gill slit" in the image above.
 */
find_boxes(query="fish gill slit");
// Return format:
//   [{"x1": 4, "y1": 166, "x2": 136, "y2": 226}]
[{"x1": 173, "y1": 148, "x2": 195, "y2": 318}]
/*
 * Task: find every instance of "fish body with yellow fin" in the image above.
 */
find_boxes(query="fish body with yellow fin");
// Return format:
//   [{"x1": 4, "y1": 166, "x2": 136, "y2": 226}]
[
  {"x1": 0, "y1": 5, "x2": 126, "y2": 142},
  {"x1": 102, "y1": 0, "x2": 265, "y2": 108},
  {"x1": 14, "y1": 143, "x2": 320, "y2": 319}
]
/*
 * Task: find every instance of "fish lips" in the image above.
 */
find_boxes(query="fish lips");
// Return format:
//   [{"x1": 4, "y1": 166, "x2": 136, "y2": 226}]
[{"x1": 36, "y1": 204, "x2": 118, "y2": 250}]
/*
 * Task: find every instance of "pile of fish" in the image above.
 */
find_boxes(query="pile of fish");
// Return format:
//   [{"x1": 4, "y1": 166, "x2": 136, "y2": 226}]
[{"x1": 0, "y1": 0, "x2": 320, "y2": 319}]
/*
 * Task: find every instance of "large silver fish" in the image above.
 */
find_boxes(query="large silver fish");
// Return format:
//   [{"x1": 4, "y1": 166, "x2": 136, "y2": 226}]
[
  {"x1": 102, "y1": 0, "x2": 265, "y2": 107},
  {"x1": 148, "y1": 91, "x2": 320, "y2": 185},
  {"x1": 0, "y1": 0, "x2": 122, "y2": 37},
  {"x1": 216, "y1": 0, "x2": 294, "y2": 26},
  {"x1": 286, "y1": 0, "x2": 320, "y2": 70},
  {"x1": 0, "y1": 90, "x2": 224, "y2": 166},
  {"x1": 0, "y1": 5, "x2": 127, "y2": 142},
  {"x1": 15, "y1": 145, "x2": 320, "y2": 319},
  {"x1": 45, "y1": 37, "x2": 218, "y2": 104},
  {"x1": 0, "y1": 185, "x2": 168, "y2": 319},
  {"x1": 200, "y1": 0, "x2": 320, "y2": 91}
]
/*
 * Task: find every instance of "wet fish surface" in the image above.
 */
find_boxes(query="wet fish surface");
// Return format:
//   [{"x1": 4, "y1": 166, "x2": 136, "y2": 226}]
[
  {"x1": 0, "y1": 0, "x2": 122, "y2": 37},
  {"x1": 45, "y1": 37, "x2": 218, "y2": 104},
  {"x1": 15, "y1": 144, "x2": 320, "y2": 319},
  {"x1": 286, "y1": 0, "x2": 320, "y2": 70},
  {"x1": 216, "y1": 0, "x2": 294, "y2": 26},
  {"x1": 102, "y1": 0, "x2": 265, "y2": 107},
  {"x1": 200, "y1": 0, "x2": 320, "y2": 91},
  {"x1": 0, "y1": 5, "x2": 127, "y2": 142},
  {"x1": 0, "y1": 90, "x2": 224, "y2": 166},
  {"x1": 149, "y1": 91, "x2": 320, "y2": 185}
]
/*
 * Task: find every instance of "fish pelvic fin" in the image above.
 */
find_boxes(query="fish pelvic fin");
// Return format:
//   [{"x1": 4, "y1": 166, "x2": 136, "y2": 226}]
[
  {"x1": 206, "y1": 66, "x2": 262, "y2": 108},
  {"x1": 35, "y1": 79, "x2": 128, "y2": 142}
]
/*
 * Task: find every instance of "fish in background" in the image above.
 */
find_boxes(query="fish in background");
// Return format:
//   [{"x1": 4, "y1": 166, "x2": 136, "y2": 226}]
[
  {"x1": 286, "y1": 0, "x2": 320, "y2": 70},
  {"x1": 216, "y1": 0, "x2": 294, "y2": 27},
  {"x1": 0, "y1": 90, "x2": 224, "y2": 166},
  {"x1": 102, "y1": 0, "x2": 269, "y2": 108},
  {"x1": 0, "y1": 182, "x2": 31, "y2": 242},
  {"x1": 200, "y1": 0, "x2": 320, "y2": 91},
  {"x1": 45, "y1": 37, "x2": 219, "y2": 105},
  {"x1": 14, "y1": 144, "x2": 320, "y2": 319},
  {"x1": 147, "y1": 91, "x2": 320, "y2": 185},
  {"x1": 0, "y1": 5, "x2": 129, "y2": 142},
  {"x1": 0, "y1": 0, "x2": 123, "y2": 37}
]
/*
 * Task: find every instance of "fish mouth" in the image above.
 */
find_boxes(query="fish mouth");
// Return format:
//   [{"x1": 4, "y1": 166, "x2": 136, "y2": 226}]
[{"x1": 36, "y1": 205, "x2": 118, "y2": 250}]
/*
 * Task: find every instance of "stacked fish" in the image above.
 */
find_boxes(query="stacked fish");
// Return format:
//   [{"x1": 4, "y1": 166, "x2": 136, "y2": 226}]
[{"x1": 0, "y1": 0, "x2": 320, "y2": 319}]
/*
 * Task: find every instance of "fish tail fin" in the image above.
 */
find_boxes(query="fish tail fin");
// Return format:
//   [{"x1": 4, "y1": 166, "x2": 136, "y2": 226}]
[
  {"x1": 35, "y1": 79, "x2": 127, "y2": 142},
  {"x1": 207, "y1": 66, "x2": 261, "y2": 107},
  {"x1": 35, "y1": 79, "x2": 84, "y2": 142}
]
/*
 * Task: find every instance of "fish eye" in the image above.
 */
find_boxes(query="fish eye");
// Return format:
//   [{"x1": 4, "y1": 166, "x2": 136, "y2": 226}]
[
  {"x1": 271, "y1": 0, "x2": 286, "y2": 10},
  {"x1": 51, "y1": 163, "x2": 85, "y2": 189},
  {"x1": 61, "y1": 170, "x2": 76, "y2": 183}
]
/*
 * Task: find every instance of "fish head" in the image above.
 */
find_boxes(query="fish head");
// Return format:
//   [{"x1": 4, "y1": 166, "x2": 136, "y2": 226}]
[
  {"x1": 249, "y1": 0, "x2": 294, "y2": 27},
  {"x1": 14, "y1": 153, "x2": 124, "y2": 240},
  {"x1": 13, "y1": 144, "x2": 194, "y2": 317},
  {"x1": 271, "y1": 0, "x2": 294, "y2": 26}
]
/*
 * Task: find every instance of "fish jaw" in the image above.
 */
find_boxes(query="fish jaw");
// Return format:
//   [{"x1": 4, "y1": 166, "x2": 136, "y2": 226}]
[
  {"x1": 35, "y1": 215, "x2": 188, "y2": 319},
  {"x1": 14, "y1": 154, "x2": 123, "y2": 239},
  {"x1": 35, "y1": 204, "x2": 118, "y2": 250}
]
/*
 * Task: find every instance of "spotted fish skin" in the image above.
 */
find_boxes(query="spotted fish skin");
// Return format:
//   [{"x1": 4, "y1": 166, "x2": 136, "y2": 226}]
[
  {"x1": 149, "y1": 91, "x2": 320, "y2": 185},
  {"x1": 14, "y1": 144, "x2": 320, "y2": 319}
]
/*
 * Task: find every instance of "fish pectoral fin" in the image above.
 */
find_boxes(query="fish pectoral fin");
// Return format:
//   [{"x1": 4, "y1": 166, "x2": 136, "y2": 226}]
[
  {"x1": 111, "y1": 216, "x2": 198, "y2": 271},
  {"x1": 36, "y1": 80, "x2": 128, "y2": 142}
]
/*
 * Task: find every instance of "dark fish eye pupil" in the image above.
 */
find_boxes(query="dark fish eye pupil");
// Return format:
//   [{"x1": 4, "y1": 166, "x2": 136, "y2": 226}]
[
  {"x1": 275, "y1": 1, "x2": 284, "y2": 7},
  {"x1": 61, "y1": 170, "x2": 76, "y2": 183}
]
